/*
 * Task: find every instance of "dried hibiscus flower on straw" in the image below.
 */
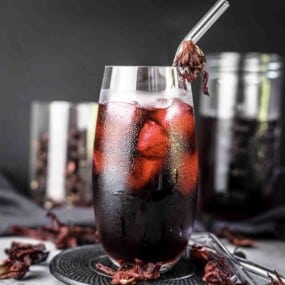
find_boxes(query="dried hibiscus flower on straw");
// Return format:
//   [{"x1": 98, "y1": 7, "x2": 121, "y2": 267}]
[
  {"x1": 96, "y1": 259, "x2": 162, "y2": 285},
  {"x1": 10, "y1": 212, "x2": 99, "y2": 249},
  {"x1": 173, "y1": 40, "x2": 209, "y2": 95},
  {"x1": 0, "y1": 242, "x2": 49, "y2": 280},
  {"x1": 172, "y1": 0, "x2": 230, "y2": 95}
]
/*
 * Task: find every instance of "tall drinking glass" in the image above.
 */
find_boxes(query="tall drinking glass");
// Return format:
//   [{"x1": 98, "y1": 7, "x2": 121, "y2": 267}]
[{"x1": 93, "y1": 66, "x2": 199, "y2": 270}]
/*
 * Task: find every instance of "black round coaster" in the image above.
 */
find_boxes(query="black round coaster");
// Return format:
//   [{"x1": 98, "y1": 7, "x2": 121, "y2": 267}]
[{"x1": 49, "y1": 244, "x2": 205, "y2": 284}]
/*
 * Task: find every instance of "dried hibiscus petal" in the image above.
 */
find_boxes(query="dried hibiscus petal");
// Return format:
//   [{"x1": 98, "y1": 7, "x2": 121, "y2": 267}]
[
  {"x1": 203, "y1": 256, "x2": 234, "y2": 285},
  {"x1": 191, "y1": 245, "x2": 213, "y2": 264},
  {"x1": 218, "y1": 228, "x2": 256, "y2": 248},
  {"x1": 0, "y1": 259, "x2": 29, "y2": 280},
  {"x1": 191, "y1": 245, "x2": 238, "y2": 285},
  {"x1": 96, "y1": 259, "x2": 162, "y2": 285},
  {"x1": 10, "y1": 212, "x2": 99, "y2": 249},
  {"x1": 5, "y1": 242, "x2": 49, "y2": 265},
  {"x1": 0, "y1": 242, "x2": 49, "y2": 280}
]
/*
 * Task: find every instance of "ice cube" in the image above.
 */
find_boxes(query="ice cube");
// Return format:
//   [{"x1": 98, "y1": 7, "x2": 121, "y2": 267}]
[
  {"x1": 128, "y1": 157, "x2": 163, "y2": 190},
  {"x1": 93, "y1": 149, "x2": 129, "y2": 179},
  {"x1": 152, "y1": 98, "x2": 195, "y2": 140},
  {"x1": 176, "y1": 151, "x2": 199, "y2": 195},
  {"x1": 137, "y1": 120, "x2": 169, "y2": 158},
  {"x1": 96, "y1": 102, "x2": 142, "y2": 150}
]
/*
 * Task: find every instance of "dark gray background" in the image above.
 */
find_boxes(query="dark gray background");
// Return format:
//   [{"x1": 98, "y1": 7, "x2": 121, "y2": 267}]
[{"x1": 0, "y1": 0, "x2": 285, "y2": 195}]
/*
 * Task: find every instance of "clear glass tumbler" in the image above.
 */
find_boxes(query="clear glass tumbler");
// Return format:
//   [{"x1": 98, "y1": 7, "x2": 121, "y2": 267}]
[{"x1": 93, "y1": 66, "x2": 199, "y2": 270}]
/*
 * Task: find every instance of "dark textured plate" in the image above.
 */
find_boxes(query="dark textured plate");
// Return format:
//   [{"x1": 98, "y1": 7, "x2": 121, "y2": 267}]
[
  {"x1": 49, "y1": 243, "x2": 201, "y2": 285},
  {"x1": 50, "y1": 233, "x2": 274, "y2": 285}
]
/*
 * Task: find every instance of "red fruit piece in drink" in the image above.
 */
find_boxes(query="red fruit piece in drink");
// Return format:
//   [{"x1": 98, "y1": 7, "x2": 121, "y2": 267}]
[
  {"x1": 94, "y1": 119, "x2": 103, "y2": 148},
  {"x1": 153, "y1": 99, "x2": 195, "y2": 140},
  {"x1": 128, "y1": 157, "x2": 162, "y2": 190},
  {"x1": 93, "y1": 150, "x2": 103, "y2": 174},
  {"x1": 137, "y1": 120, "x2": 169, "y2": 158},
  {"x1": 177, "y1": 151, "x2": 199, "y2": 195},
  {"x1": 94, "y1": 104, "x2": 106, "y2": 147}
]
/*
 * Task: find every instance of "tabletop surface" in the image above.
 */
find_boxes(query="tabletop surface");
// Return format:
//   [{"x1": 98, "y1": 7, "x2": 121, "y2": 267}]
[{"x1": 0, "y1": 236, "x2": 284, "y2": 285}]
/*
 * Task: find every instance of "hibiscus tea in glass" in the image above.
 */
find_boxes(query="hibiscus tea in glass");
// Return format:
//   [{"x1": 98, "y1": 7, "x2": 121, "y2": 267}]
[{"x1": 93, "y1": 66, "x2": 199, "y2": 270}]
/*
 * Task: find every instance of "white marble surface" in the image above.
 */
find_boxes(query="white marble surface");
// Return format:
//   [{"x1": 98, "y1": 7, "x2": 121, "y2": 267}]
[
  {"x1": 225, "y1": 239, "x2": 285, "y2": 275},
  {"x1": 0, "y1": 236, "x2": 284, "y2": 284}
]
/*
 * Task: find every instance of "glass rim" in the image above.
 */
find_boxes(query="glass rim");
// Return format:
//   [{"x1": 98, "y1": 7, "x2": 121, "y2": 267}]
[{"x1": 101, "y1": 65, "x2": 193, "y2": 93}]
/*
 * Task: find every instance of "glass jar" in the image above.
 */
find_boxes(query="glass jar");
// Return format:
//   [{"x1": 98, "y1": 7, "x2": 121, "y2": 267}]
[
  {"x1": 198, "y1": 53, "x2": 283, "y2": 220},
  {"x1": 29, "y1": 101, "x2": 98, "y2": 209}
]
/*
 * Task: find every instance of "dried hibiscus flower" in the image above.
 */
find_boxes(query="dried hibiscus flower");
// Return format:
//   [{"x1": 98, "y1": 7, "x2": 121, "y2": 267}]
[
  {"x1": 203, "y1": 256, "x2": 235, "y2": 285},
  {"x1": 5, "y1": 242, "x2": 49, "y2": 265},
  {"x1": 96, "y1": 259, "x2": 162, "y2": 285},
  {"x1": 10, "y1": 212, "x2": 99, "y2": 249},
  {"x1": 0, "y1": 242, "x2": 49, "y2": 280},
  {"x1": 0, "y1": 259, "x2": 29, "y2": 280},
  {"x1": 174, "y1": 40, "x2": 209, "y2": 95},
  {"x1": 191, "y1": 245, "x2": 239, "y2": 285}
]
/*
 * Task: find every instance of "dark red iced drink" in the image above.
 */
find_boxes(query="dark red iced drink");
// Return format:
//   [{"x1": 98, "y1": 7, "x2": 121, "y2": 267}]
[
  {"x1": 93, "y1": 95, "x2": 198, "y2": 262},
  {"x1": 93, "y1": 95, "x2": 198, "y2": 265}
]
